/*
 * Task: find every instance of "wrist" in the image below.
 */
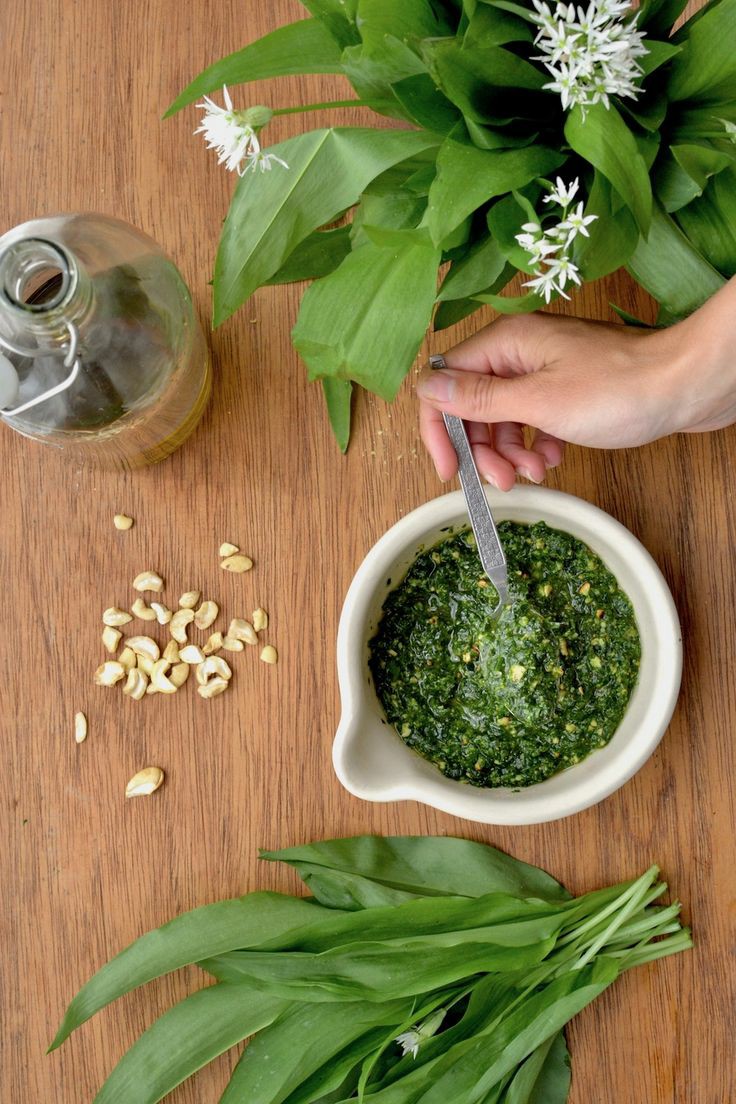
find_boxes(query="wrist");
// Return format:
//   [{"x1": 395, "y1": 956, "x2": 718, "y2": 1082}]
[{"x1": 653, "y1": 279, "x2": 736, "y2": 434}]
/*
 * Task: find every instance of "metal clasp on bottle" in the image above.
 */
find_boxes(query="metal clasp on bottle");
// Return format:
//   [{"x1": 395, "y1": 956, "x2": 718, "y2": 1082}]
[{"x1": 0, "y1": 320, "x2": 81, "y2": 418}]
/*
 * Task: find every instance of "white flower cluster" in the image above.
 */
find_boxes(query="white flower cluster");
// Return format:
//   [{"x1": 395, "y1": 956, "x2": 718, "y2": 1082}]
[
  {"x1": 395, "y1": 1008, "x2": 447, "y2": 1060},
  {"x1": 515, "y1": 177, "x2": 597, "y2": 304},
  {"x1": 195, "y1": 86, "x2": 288, "y2": 176},
  {"x1": 532, "y1": 0, "x2": 649, "y2": 112}
]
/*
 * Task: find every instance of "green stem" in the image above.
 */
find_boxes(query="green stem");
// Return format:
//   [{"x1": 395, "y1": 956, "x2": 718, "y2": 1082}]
[
  {"x1": 615, "y1": 929, "x2": 693, "y2": 969},
  {"x1": 272, "y1": 98, "x2": 367, "y2": 116}
]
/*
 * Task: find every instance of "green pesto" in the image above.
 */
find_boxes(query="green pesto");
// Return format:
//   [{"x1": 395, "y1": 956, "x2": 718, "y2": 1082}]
[{"x1": 369, "y1": 522, "x2": 641, "y2": 789}]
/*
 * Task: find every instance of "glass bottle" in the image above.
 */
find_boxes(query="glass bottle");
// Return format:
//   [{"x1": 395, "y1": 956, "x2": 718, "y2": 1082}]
[{"x1": 0, "y1": 213, "x2": 211, "y2": 468}]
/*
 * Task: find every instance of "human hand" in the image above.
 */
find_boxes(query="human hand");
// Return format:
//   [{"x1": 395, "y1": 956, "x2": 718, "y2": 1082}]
[{"x1": 417, "y1": 279, "x2": 736, "y2": 489}]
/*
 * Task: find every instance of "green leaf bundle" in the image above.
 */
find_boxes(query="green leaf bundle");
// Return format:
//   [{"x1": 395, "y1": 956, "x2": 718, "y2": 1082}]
[
  {"x1": 169, "y1": 0, "x2": 736, "y2": 447},
  {"x1": 52, "y1": 835, "x2": 691, "y2": 1103}
]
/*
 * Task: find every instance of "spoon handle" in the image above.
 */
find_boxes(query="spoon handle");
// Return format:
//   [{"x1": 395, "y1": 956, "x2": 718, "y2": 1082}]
[{"x1": 429, "y1": 355, "x2": 509, "y2": 606}]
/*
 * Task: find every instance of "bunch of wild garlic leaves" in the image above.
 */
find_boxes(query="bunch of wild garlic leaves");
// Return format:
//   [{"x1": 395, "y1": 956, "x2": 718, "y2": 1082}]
[
  {"x1": 168, "y1": 0, "x2": 736, "y2": 448},
  {"x1": 52, "y1": 836, "x2": 691, "y2": 1103}
]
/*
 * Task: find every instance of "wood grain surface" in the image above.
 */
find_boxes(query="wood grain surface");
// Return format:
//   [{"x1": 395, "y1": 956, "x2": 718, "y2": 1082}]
[{"x1": 1, "y1": 2, "x2": 733, "y2": 1101}]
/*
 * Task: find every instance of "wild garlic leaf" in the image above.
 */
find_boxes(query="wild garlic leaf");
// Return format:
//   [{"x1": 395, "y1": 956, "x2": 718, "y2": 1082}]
[
  {"x1": 426, "y1": 140, "x2": 564, "y2": 245},
  {"x1": 214, "y1": 128, "x2": 440, "y2": 325},
  {"x1": 266, "y1": 227, "x2": 353, "y2": 286},
  {"x1": 250, "y1": 892, "x2": 570, "y2": 954},
  {"x1": 437, "y1": 234, "x2": 507, "y2": 300},
  {"x1": 92, "y1": 986, "x2": 288, "y2": 1104},
  {"x1": 627, "y1": 200, "x2": 724, "y2": 317},
  {"x1": 341, "y1": 36, "x2": 428, "y2": 118},
  {"x1": 300, "y1": 0, "x2": 361, "y2": 48},
  {"x1": 200, "y1": 937, "x2": 555, "y2": 1002},
  {"x1": 669, "y1": 0, "x2": 736, "y2": 101},
  {"x1": 292, "y1": 229, "x2": 440, "y2": 401},
  {"x1": 564, "y1": 103, "x2": 652, "y2": 235},
  {"x1": 637, "y1": 0, "x2": 689, "y2": 36},
  {"x1": 50, "y1": 893, "x2": 337, "y2": 1049},
  {"x1": 165, "y1": 19, "x2": 344, "y2": 116},
  {"x1": 502, "y1": 1031, "x2": 571, "y2": 1104},
  {"x1": 280, "y1": 1025, "x2": 401, "y2": 1104},
  {"x1": 262, "y1": 835, "x2": 571, "y2": 904},
  {"x1": 572, "y1": 172, "x2": 639, "y2": 281},
  {"x1": 219, "y1": 999, "x2": 412, "y2": 1104},
  {"x1": 674, "y1": 164, "x2": 736, "y2": 276},
  {"x1": 379, "y1": 961, "x2": 618, "y2": 1104},
  {"x1": 321, "y1": 379, "x2": 353, "y2": 453}
]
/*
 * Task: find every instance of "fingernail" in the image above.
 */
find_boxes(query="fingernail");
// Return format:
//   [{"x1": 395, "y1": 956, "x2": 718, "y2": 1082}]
[
  {"x1": 417, "y1": 370, "x2": 454, "y2": 403},
  {"x1": 519, "y1": 467, "x2": 543, "y2": 484},
  {"x1": 484, "y1": 473, "x2": 499, "y2": 489},
  {"x1": 433, "y1": 463, "x2": 449, "y2": 483}
]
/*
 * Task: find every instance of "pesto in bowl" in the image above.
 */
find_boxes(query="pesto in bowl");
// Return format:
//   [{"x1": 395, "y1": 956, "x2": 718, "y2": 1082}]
[{"x1": 369, "y1": 521, "x2": 641, "y2": 789}]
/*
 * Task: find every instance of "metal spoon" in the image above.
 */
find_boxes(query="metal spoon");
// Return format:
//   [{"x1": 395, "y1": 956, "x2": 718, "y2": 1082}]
[{"x1": 429, "y1": 354, "x2": 510, "y2": 614}]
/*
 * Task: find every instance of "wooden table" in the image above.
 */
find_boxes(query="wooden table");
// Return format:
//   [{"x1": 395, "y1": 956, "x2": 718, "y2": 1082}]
[{"x1": 2, "y1": 2, "x2": 733, "y2": 1101}]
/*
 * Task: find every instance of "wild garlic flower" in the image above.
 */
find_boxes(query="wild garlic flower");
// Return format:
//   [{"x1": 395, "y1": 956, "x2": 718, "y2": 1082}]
[
  {"x1": 532, "y1": 0, "x2": 649, "y2": 112},
  {"x1": 195, "y1": 86, "x2": 288, "y2": 177},
  {"x1": 515, "y1": 177, "x2": 597, "y2": 304},
  {"x1": 395, "y1": 1008, "x2": 447, "y2": 1059}
]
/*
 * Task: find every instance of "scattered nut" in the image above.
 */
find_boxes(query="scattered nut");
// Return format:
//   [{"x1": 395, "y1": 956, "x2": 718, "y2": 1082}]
[
  {"x1": 162, "y1": 640, "x2": 180, "y2": 664},
  {"x1": 222, "y1": 636, "x2": 244, "y2": 652},
  {"x1": 219, "y1": 542, "x2": 239, "y2": 557},
  {"x1": 94, "y1": 661, "x2": 126, "y2": 686},
  {"x1": 252, "y1": 608, "x2": 268, "y2": 632},
  {"x1": 194, "y1": 600, "x2": 219, "y2": 630},
  {"x1": 113, "y1": 514, "x2": 134, "y2": 530},
  {"x1": 178, "y1": 590, "x2": 200, "y2": 610},
  {"x1": 102, "y1": 625, "x2": 122, "y2": 653},
  {"x1": 220, "y1": 554, "x2": 253, "y2": 574},
  {"x1": 137, "y1": 654, "x2": 155, "y2": 677},
  {"x1": 131, "y1": 597, "x2": 158, "y2": 621},
  {"x1": 202, "y1": 631, "x2": 223, "y2": 655},
  {"x1": 150, "y1": 659, "x2": 177, "y2": 694},
  {"x1": 127, "y1": 636, "x2": 161, "y2": 662},
  {"x1": 169, "y1": 662, "x2": 189, "y2": 688},
  {"x1": 150, "y1": 601, "x2": 173, "y2": 625},
  {"x1": 260, "y1": 645, "x2": 278, "y2": 665},
  {"x1": 578, "y1": 581, "x2": 591, "y2": 596},
  {"x1": 118, "y1": 646, "x2": 136, "y2": 672},
  {"x1": 133, "y1": 571, "x2": 164, "y2": 593},
  {"x1": 509, "y1": 664, "x2": 526, "y2": 682},
  {"x1": 197, "y1": 677, "x2": 229, "y2": 699},
  {"x1": 170, "y1": 608, "x2": 194, "y2": 644},
  {"x1": 125, "y1": 766, "x2": 164, "y2": 798},
  {"x1": 228, "y1": 618, "x2": 258, "y2": 645},
  {"x1": 74, "y1": 712, "x2": 87, "y2": 744},
  {"x1": 196, "y1": 655, "x2": 232, "y2": 685},
  {"x1": 122, "y1": 668, "x2": 148, "y2": 700},
  {"x1": 102, "y1": 607, "x2": 133, "y2": 627},
  {"x1": 179, "y1": 644, "x2": 206, "y2": 664}
]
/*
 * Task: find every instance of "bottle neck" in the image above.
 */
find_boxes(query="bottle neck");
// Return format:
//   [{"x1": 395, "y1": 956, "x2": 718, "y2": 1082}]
[{"x1": 0, "y1": 237, "x2": 93, "y2": 344}]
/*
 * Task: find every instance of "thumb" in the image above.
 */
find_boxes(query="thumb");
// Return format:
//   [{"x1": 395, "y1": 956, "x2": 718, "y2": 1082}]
[{"x1": 416, "y1": 367, "x2": 540, "y2": 426}]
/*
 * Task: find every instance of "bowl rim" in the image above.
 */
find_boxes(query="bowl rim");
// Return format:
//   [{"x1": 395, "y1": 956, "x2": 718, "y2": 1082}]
[{"x1": 333, "y1": 486, "x2": 683, "y2": 825}]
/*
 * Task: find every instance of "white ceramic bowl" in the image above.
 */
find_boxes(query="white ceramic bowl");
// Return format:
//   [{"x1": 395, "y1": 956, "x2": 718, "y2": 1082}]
[{"x1": 333, "y1": 486, "x2": 682, "y2": 825}]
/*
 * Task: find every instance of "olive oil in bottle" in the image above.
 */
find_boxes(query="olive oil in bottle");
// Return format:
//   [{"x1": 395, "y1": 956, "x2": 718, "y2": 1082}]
[{"x1": 0, "y1": 213, "x2": 211, "y2": 469}]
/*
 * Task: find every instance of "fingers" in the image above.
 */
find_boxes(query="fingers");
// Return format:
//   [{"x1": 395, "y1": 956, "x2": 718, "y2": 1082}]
[
  {"x1": 419, "y1": 400, "x2": 518, "y2": 489},
  {"x1": 419, "y1": 399, "x2": 458, "y2": 481},
  {"x1": 416, "y1": 366, "x2": 541, "y2": 428},
  {"x1": 493, "y1": 422, "x2": 547, "y2": 484},
  {"x1": 439, "y1": 312, "x2": 552, "y2": 377},
  {"x1": 530, "y1": 428, "x2": 565, "y2": 470},
  {"x1": 466, "y1": 421, "x2": 517, "y2": 491}
]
